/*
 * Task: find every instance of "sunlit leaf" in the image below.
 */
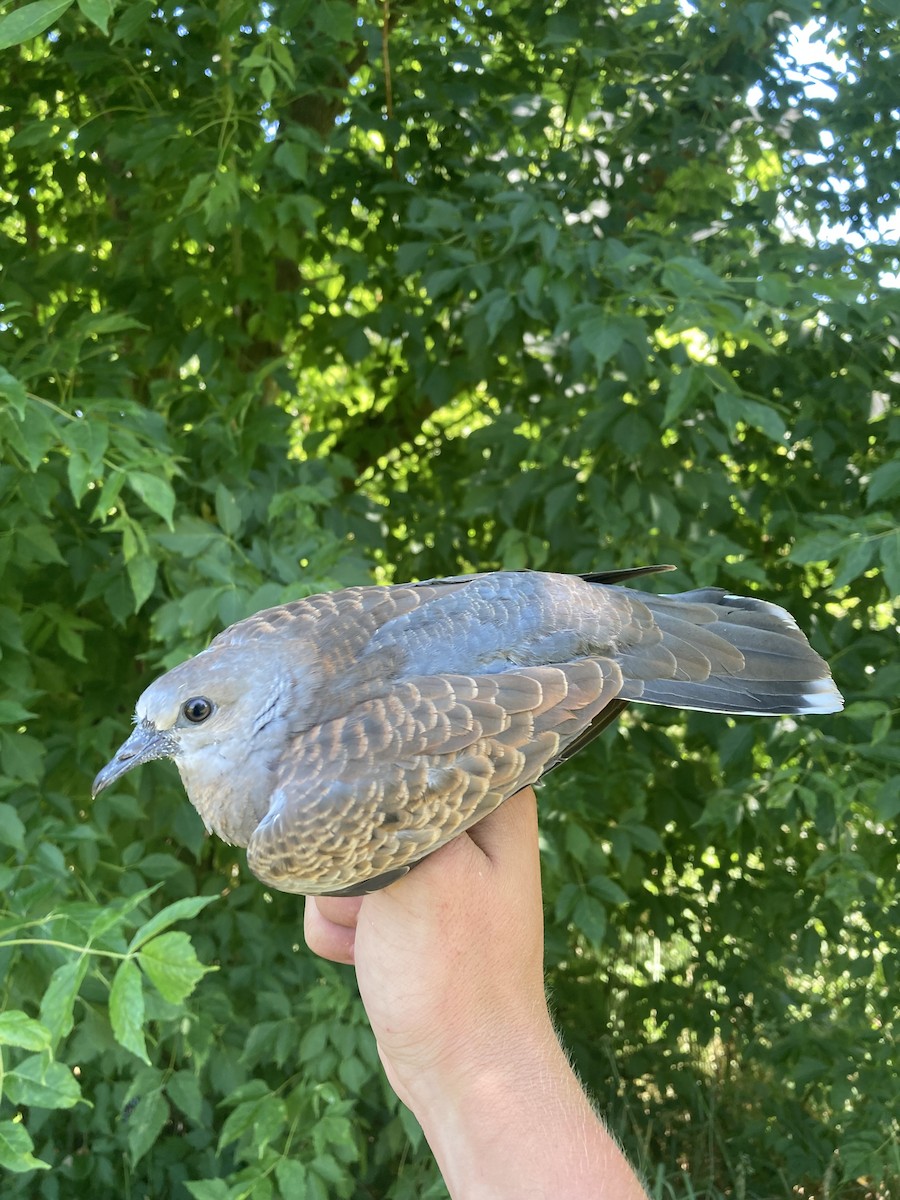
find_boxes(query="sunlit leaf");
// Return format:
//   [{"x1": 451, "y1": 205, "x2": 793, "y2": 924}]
[
  {"x1": 0, "y1": 0, "x2": 74, "y2": 50},
  {"x1": 138, "y1": 931, "x2": 215, "y2": 1003},
  {"x1": 109, "y1": 959, "x2": 150, "y2": 1063}
]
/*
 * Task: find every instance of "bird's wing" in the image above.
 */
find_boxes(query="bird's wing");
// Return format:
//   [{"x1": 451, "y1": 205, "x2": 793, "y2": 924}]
[
  {"x1": 208, "y1": 567, "x2": 671, "y2": 658},
  {"x1": 245, "y1": 658, "x2": 624, "y2": 896},
  {"x1": 209, "y1": 581, "x2": 465, "y2": 660}
]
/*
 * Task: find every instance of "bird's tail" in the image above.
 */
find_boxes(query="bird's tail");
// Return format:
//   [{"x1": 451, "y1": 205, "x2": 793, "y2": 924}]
[{"x1": 616, "y1": 588, "x2": 843, "y2": 716}]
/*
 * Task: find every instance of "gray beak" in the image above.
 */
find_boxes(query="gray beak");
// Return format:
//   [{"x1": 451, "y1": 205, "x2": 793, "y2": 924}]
[{"x1": 92, "y1": 721, "x2": 178, "y2": 797}]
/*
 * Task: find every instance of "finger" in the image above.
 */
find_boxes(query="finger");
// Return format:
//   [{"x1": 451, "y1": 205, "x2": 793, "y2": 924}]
[
  {"x1": 304, "y1": 896, "x2": 359, "y2": 965},
  {"x1": 316, "y1": 895, "x2": 365, "y2": 928}
]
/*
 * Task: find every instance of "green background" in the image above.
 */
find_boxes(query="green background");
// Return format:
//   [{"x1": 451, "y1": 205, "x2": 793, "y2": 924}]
[{"x1": 0, "y1": 1, "x2": 897, "y2": 1195}]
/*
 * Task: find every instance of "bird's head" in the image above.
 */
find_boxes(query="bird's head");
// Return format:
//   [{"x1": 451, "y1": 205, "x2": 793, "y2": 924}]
[{"x1": 91, "y1": 643, "x2": 305, "y2": 799}]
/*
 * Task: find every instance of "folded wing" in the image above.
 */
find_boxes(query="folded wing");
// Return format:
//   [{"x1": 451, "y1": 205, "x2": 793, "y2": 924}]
[{"x1": 247, "y1": 659, "x2": 624, "y2": 895}]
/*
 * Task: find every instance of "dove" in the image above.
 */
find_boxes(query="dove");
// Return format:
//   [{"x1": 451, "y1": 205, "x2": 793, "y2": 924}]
[{"x1": 92, "y1": 566, "x2": 842, "y2": 896}]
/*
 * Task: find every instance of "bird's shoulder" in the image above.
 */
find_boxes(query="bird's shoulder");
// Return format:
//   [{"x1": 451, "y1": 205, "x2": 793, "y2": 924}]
[{"x1": 207, "y1": 579, "x2": 467, "y2": 652}]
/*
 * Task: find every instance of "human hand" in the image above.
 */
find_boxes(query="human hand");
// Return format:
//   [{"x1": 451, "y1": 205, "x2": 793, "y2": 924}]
[
  {"x1": 304, "y1": 786, "x2": 552, "y2": 1110},
  {"x1": 305, "y1": 788, "x2": 649, "y2": 1199}
]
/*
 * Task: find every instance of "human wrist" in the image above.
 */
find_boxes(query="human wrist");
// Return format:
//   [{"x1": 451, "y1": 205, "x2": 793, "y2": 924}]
[
  {"x1": 397, "y1": 1004, "x2": 563, "y2": 1119},
  {"x1": 391, "y1": 1015, "x2": 648, "y2": 1200},
  {"x1": 398, "y1": 1019, "x2": 589, "y2": 1198}
]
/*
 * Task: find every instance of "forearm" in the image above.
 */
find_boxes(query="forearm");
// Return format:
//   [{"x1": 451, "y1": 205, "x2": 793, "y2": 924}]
[{"x1": 400, "y1": 1020, "x2": 649, "y2": 1200}]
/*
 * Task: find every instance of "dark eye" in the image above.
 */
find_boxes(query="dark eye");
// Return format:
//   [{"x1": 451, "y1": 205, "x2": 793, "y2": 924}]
[{"x1": 182, "y1": 696, "x2": 213, "y2": 724}]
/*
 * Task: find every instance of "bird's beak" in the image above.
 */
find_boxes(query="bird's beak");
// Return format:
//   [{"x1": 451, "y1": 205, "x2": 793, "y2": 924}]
[{"x1": 92, "y1": 721, "x2": 178, "y2": 797}]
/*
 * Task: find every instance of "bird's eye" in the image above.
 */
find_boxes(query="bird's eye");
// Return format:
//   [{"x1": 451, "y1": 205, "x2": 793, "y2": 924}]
[{"x1": 182, "y1": 696, "x2": 213, "y2": 724}]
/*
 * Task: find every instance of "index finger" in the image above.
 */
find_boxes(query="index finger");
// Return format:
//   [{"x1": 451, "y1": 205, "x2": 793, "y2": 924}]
[{"x1": 304, "y1": 894, "x2": 363, "y2": 965}]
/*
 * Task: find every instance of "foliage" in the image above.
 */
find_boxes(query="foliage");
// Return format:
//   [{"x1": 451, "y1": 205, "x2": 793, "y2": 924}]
[{"x1": 0, "y1": 1, "x2": 897, "y2": 1196}]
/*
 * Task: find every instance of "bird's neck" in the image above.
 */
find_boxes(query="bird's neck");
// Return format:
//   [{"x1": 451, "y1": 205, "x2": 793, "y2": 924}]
[{"x1": 177, "y1": 748, "x2": 272, "y2": 848}]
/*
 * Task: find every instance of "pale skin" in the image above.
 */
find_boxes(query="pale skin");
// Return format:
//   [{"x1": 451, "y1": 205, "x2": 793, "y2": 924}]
[{"x1": 304, "y1": 787, "x2": 650, "y2": 1200}]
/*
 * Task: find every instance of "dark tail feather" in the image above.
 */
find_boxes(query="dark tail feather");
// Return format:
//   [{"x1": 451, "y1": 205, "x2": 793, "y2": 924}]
[
  {"x1": 619, "y1": 588, "x2": 843, "y2": 716},
  {"x1": 579, "y1": 564, "x2": 676, "y2": 585}
]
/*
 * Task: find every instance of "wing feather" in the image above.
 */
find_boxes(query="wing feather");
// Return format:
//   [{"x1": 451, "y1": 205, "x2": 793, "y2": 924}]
[{"x1": 246, "y1": 659, "x2": 624, "y2": 895}]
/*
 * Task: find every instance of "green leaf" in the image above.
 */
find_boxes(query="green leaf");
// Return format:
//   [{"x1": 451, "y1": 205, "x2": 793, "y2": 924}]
[
  {"x1": 126, "y1": 553, "x2": 158, "y2": 611},
  {"x1": 63, "y1": 417, "x2": 108, "y2": 504},
  {"x1": 833, "y1": 538, "x2": 875, "y2": 588},
  {"x1": 138, "y1": 931, "x2": 214, "y2": 1003},
  {"x1": 572, "y1": 894, "x2": 608, "y2": 944},
  {"x1": 0, "y1": 366, "x2": 27, "y2": 417},
  {"x1": 423, "y1": 267, "x2": 464, "y2": 300},
  {"x1": 109, "y1": 959, "x2": 149, "y2": 1063},
  {"x1": 419, "y1": 197, "x2": 464, "y2": 232},
  {"x1": 5, "y1": 1056, "x2": 82, "y2": 1110},
  {"x1": 313, "y1": 0, "x2": 357, "y2": 39},
  {"x1": 298, "y1": 1022, "x2": 328, "y2": 1064},
  {"x1": 662, "y1": 255, "x2": 726, "y2": 294},
  {"x1": 126, "y1": 1089, "x2": 169, "y2": 1165},
  {"x1": 128, "y1": 894, "x2": 218, "y2": 951},
  {"x1": 214, "y1": 483, "x2": 242, "y2": 537},
  {"x1": 788, "y1": 530, "x2": 847, "y2": 565},
  {"x1": 81, "y1": 319, "x2": 147, "y2": 347},
  {"x1": 179, "y1": 171, "x2": 214, "y2": 213},
  {"x1": 76, "y1": 0, "x2": 112, "y2": 33},
  {"x1": 88, "y1": 885, "x2": 159, "y2": 940},
  {"x1": 1, "y1": 406, "x2": 57, "y2": 470},
  {"x1": 874, "y1": 778, "x2": 900, "y2": 822},
  {"x1": 127, "y1": 471, "x2": 175, "y2": 528},
  {"x1": 0, "y1": 1120, "x2": 51, "y2": 1173},
  {"x1": 39, "y1": 957, "x2": 89, "y2": 1046},
  {"x1": 282, "y1": 193, "x2": 320, "y2": 236},
  {"x1": 756, "y1": 275, "x2": 790, "y2": 306},
  {"x1": 120, "y1": 516, "x2": 147, "y2": 561},
  {"x1": 580, "y1": 317, "x2": 625, "y2": 375},
  {"x1": 110, "y1": 0, "x2": 151, "y2": 43},
  {"x1": 662, "y1": 367, "x2": 696, "y2": 425},
  {"x1": 0, "y1": 700, "x2": 37, "y2": 725},
  {"x1": 866, "y1": 459, "x2": 900, "y2": 506},
  {"x1": 0, "y1": 728, "x2": 45, "y2": 784},
  {"x1": 259, "y1": 64, "x2": 276, "y2": 101},
  {"x1": 394, "y1": 241, "x2": 430, "y2": 274},
  {"x1": 588, "y1": 876, "x2": 630, "y2": 905},
  {"x1": 521, "y1": 264, "x2": 545, "y2": 311},
  {"x1": 218, "y1": 1093, "x2": 286, "y2": 1154},
  {"x1": 0, "y1": 0, "x2": 74, "y2": 50},
  {"x1": 67, "y1": 450, "x2": 93, "y2": 505},
  {"x1": 0, "y1": 802, "x2": 26, "y2": 851},
  {"x1": 311, "y1": 1153, "x2": 349, "y2": 1187},
  {"x1": 90, "y1": 467, "x2": 125, "y2": 521},
  {"x1": 713, "y1": 392, "x2": 786, "y2": 442},
  {"x1": 20, "y1": 522, "x2": 65, "y2": 564},
  {"x1": 484, "y1": 292, "x2": 514, "y2": 341},
  {"x1": 0, "y1": 1011, "x2": 52, "y2": 1051},
  {"x1": 545, "y1": 479, "x2": 579, "y2": 530},
  {"x1": 273, "y1": 140, "x2": 308, "y2": 182},
  {"x1": 166, "y1": 1071, "x2": 203, "y2": 1122},
  {"x1": 216, "y1": 1097, "x2": 264, "y2": 1153},
  {"x1": 202, "y1": 170, "x2": 240, "y2": 231},
  {"x1": 275, "y1": 1160, "x2": 308, "y2": 1194},
  {"x1": 185, "y1": 1181, "x2": 235, "y2": 1200}
]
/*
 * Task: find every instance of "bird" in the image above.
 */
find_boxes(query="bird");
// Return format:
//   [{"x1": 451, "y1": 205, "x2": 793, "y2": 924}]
[{"x1": 92, "y1": 566, "x2": 843, "y2": 896}]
